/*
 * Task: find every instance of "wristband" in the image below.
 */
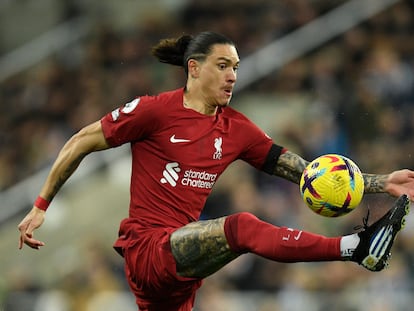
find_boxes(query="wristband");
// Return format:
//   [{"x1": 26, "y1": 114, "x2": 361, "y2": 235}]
[{"x1": 34, "y1": 196, "x2": 50, "y2": 211}]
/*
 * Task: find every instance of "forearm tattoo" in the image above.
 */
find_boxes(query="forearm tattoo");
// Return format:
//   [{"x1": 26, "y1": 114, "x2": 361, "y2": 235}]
[
  {"x1": 273, "y1": 151, "x2": 309, "y2": 184},
  {"x1": 46, "y1": 152, "x2": 87, "y2": 201},
  {"x1": 170, "y1": 217, "x2": 239, "y2": 278},
  {"x1": 273, "y1": 152, "x2": 388, "y2": 193},
  {"x1": 363, "y1": 173, "x2": 387, "y2": 194}
]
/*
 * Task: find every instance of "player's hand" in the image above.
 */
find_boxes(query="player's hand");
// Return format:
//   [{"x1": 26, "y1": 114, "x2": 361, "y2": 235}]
[
  {"x1": 18, "y1": 207, "x2": 46, "y2": 250},
  {"x1": 386, "y1": 169, "x2": 414, "y2": 201}
]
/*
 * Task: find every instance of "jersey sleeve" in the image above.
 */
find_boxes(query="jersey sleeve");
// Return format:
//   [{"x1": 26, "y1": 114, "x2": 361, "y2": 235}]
[
  {"x1": 237, "y1": 118, "x2": 285, "y2": 174},
  {"x1": 101, "y1": 96, "x2": 160, "y2": 147}
]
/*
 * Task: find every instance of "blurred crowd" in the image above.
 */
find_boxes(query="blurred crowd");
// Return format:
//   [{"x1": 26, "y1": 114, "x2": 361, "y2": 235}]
[
  {"x1": 2, "y1": 0, "x2": 414, "y2": 310},
  {"x1": 1, "y1": 0, "x2": 414, "y2": 190}
]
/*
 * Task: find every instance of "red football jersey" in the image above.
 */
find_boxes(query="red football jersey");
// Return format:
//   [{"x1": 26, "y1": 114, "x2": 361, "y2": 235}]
[{"x1": 101, "y1": 88, "x2": 274, "y2": 228}]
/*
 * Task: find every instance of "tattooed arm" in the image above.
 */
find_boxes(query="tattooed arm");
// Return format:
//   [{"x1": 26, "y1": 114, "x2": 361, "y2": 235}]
[
  {"x1": 274, "y1": 151, "x2": 414, "y2": 200},
  {"x1": 274, "y1": 151, "x2": 388, "y2": 192},
  {"x1": 18, "y1": 120, "x2": 110, "y2": 249},
  {"x1": 37, "y1": 121, "x2": 110, "y2": 201},
  {"x1": 362, "y1": 174, "x2": 387, "y2": 194},
  {"x1": 364, "y1": 170, "x2": 414, "y2": 199},
  {"x1": 273, "y1": 150, "x2": 309, "y2": 184}
]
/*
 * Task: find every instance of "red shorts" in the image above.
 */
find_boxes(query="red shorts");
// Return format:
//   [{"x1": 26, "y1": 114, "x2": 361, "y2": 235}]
[{"x1": 114, "y1": 220, "x2": 202, "y2": 311}]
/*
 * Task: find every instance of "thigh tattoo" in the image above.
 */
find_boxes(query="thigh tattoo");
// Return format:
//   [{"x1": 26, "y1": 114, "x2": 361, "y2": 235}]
[{"x1": 170, "y1": 217, "x2": 239, "y2": 278}]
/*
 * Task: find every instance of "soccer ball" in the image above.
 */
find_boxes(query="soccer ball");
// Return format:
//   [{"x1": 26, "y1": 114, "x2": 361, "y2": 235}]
[{"x1": 299, "y1": 154, "x2": 364, "y2": 217}]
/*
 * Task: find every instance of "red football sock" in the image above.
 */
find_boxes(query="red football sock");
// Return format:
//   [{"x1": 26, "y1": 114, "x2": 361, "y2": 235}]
[{"x1": 224, "y1": 212, "x2": 342, "y2": 262}]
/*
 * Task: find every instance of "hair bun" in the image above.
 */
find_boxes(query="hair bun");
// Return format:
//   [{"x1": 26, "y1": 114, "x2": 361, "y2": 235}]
[{"x1": 177, "y1": 35, "x2": 193, "y2": 65}]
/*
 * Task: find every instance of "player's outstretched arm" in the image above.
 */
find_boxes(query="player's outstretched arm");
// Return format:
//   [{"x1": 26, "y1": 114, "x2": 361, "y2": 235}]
[
  {"x1": 363, "y1": 170, "x2": 414, "y2": 201},
  {"x1": 273, "y1": 151, "x2": 414, "y2": 201},
  {"x1": 273, "y1": 150, "x2": 309, "y2": 184},
  {"x1": 18, "y1": 120, "x2": 110, "y2": 250}
]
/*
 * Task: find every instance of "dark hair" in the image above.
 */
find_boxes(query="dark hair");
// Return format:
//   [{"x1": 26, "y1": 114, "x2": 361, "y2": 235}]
[{"x1": 151, "y1": 31, "x2": 235, "y2": 74}]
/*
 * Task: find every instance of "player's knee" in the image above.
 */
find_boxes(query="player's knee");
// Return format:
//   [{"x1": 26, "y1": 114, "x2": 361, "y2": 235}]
[
  {"x1": 225, "y1": 212, "x2": 260, "y2": 233},
  {"x1": 235, "y1": 212, "x2": 259, "y2": 226},
  {"x1": 224, "y1": 212, "x2": 260, "y2": 253}
]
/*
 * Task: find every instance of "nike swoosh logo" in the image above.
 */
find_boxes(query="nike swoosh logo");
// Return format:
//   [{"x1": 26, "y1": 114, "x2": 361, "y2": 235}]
[{"x1": 170, "y1": 135, "x2": 191, "y2": 143}]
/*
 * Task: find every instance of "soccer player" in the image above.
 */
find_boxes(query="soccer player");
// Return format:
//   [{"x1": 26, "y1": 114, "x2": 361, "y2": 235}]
[{"x1": 18, "y1": 32, "x2": 414, "y2": 311}]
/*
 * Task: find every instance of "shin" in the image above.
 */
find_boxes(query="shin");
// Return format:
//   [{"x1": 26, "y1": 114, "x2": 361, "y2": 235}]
[{"x1": 224, "y1": 212, "x2": 342, "y2": 262}]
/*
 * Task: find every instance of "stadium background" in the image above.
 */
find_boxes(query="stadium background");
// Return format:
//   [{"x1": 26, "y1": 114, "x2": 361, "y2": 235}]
[{"x1": 1, "y1": 0, "x2": 414, "y2": 310}]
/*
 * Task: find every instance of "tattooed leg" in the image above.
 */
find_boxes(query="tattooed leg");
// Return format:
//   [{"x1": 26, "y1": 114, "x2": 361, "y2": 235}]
[{"x1": 170, "y1": 217, "x2": 239, "y2": 278}]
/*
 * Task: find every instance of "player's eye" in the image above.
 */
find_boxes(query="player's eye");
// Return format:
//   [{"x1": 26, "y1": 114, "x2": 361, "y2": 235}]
[{"x1": 218, "y1": 63, "x2": 227, "y2": 70}]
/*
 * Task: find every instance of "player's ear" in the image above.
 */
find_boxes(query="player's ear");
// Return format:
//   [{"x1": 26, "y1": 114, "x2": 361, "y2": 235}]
[{"x1": 188, "y1": 59, "x2": 200, "y2": 79}]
